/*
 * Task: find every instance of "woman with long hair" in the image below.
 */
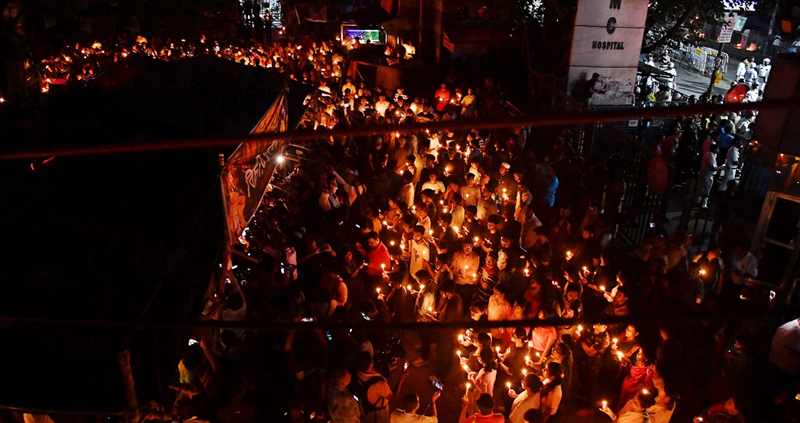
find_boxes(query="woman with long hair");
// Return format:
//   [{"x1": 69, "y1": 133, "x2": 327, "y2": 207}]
[
  {"x1": 539, "y1": 361, "x2": 563, "y2": 421},
  {"x1": 472, "y1": 347, "x2": 498, "y2": 397}
]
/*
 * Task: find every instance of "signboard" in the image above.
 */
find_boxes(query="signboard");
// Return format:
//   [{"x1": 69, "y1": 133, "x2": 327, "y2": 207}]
[
  {"x1": 443, "y1": 32, "x2": 454, "y2": 53},
  {"x1": 345, "y1": 29, "x2": 384, "y2": 43},
  {"x1": 568, "y1": 0, "x2": 649, "y2": 106},
  {"x1": 733, "y1": 16, "x2": 748, "y2": 32},
  {"x1": 723, "y1": 0, "x2": 756, "y2": 12},
  {"x1": 719, "y1": 13, "x2": 737, "y2": 43}
]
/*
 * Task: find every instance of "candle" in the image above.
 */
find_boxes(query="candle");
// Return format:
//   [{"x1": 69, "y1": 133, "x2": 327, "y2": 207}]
[
  {"x1": 381, "y1": 264, "x2": 386, "y2": 271},
  {"x1": 463, "y1": 364, "x2": 469, "y2": 372},
  {"x1": 401, "y1": 243, "x2": 405, "y2": 250},
  {"x1": 466, "y1": 382, "x2": 471, "y2": 390},
  {"x1": 527, "y1": 341, "x2": 533, "y2": 348},
  {"x1": 699, "y1": 268, "x2": 707, "y2": 275},
  {"x1": 420, "y1": 284, "x2": 425, "y2": 290},
  {"x1": 525, "y1": 355, "x2": 530, "y2": 362},
  {"x1": 428, "y1": 306, "x2": 433, "y2": 312},
  {"x1": 616, "y1": 351, "x2": 624, "y2": 360},
  {"x1": 582, "y1": 266, "x2": 588, "y2": 272},
  {"x1": 390, "y1": 241, "x2": 395, "y2": 246},
  {"x1": 457, "y1": 350, "x2": 462, "y2": 357},
  {"x1": 506, "y1": 382, "x2": 512, "y2": 389},
  {"x1": 642, "y1": 389, "x2": 649, "y2": 395},
  {"x1": 474, "y1": 237, "x2": 479, "y2": 243},
  {"x1": 376, "y1": 288, "x2": 381, "y2": 294},
  {"x1": 522, "y1": 368, "x2": 527, "y2": 376},
  {"x1": 407, "y1": 284, "x2": 412, "y2": 290},
  {"x1": 536, "y1": 352, "x2": 541, "y2": 358},
  {"x1": 458, "y1": 334, "x2": 464, "y2": 342},
  {"x1": 495, "y1": 346, "x2": 501, "y2": 353},
  {"x1": 565, "y1": 251, "x2": 573, "y2": 261},
  {"x1": 383, "y1": 220, "x2": 388, "y2": 226},
  {"x1": 429, "y1": 230, "x2": 434, "y2": 235},
  {"x1": 602, "y1": 400, "x2": 607, "y2": 408},
  {"x1": 600, "y1": 285, "x2": 606, "y2": 292},
  {"x1": 613, "y1": 338, "x2": 619, "y2": 346},
  {"x1": 524, "y1": 268, "x2": 530, "y2": 276}
]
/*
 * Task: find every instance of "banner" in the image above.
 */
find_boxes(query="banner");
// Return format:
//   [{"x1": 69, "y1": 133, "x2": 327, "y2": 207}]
[
  {"x1": 221, "y1": 92, "x2": 288, "y2": 243},
  {"x1": 567, "y1": 0, "x2": 649, "y2": 106}
]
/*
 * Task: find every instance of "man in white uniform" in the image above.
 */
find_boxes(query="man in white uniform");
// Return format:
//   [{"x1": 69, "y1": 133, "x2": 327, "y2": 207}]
[{"x1": 719, "y1": 139, "x2": 742, "y2": 191}]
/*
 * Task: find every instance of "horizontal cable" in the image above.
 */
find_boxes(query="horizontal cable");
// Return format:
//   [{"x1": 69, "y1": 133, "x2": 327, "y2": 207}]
[
  {"x1": 0, "y1": 98, "x2": 795, "y2": 161},
  {"x1": 0, "y1": 306, "x2": 795, "y2": 332}
]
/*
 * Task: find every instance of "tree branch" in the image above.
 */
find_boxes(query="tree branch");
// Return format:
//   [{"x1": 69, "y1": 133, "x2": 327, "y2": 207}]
[{"x1": 641, "y1": 2, "x2": 698, "y2": 54}]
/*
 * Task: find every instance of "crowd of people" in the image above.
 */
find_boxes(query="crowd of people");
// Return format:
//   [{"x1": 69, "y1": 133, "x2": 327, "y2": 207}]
[
  {"x1": 36, "y1": 27, "x2": 798, "y2": 423},
  {"x1": 149, "y1": 32, "x2": 800, "y2": 423}
]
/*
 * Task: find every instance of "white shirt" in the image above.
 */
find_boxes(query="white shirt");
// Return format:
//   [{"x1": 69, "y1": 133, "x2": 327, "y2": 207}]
[
  {"x1": 375, "y1": 100, "x2": 391, "y2": 117},
  {"x1": 725, "y1": 146, "x2": 740, "y2": 169},
  {"x1": 400, "y1": 184, "x2": 415, "y2": 208},
  {"x1": 390, "y1": 410, "x2": 437, "y2": 423},
  {"x1": 736, "y1": 62, "x2": 747, "y2": 78},
  {"x1": 541, "y1": 385, "x2": 562, "y2": 415},
  {"x1": 410, "y1": 239, "x2": 430, "y2": 278},
  {"x1": 509, "y1": 390, "x2": 541, "y2": 423},
  {"x1": 770, "y1": 319, "x2": 800, "y2": 374},
  {"x1": 700, "y1": 152, "x2": 718, "y2": 175},
  {"x1": 450, "y1": 205, "x2": 465, "y2": 232},
  {"x1": 474, "y1": 368, "x2": 496, "y2": 396},
  {"x1": 422, "y1": 180, "x2": 446, "y2": 195}
]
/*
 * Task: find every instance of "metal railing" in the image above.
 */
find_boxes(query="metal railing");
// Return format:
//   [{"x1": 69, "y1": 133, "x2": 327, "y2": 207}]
[{"x1": 536, "y1": 79, "x2": 671, "y2": 246}]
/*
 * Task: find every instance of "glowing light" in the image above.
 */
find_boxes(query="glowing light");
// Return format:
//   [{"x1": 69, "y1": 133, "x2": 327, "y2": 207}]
[
  {"x1": 277, "y1": 155, "x2": 285, "y2": 163},
  {"x1": 699, "y1": 268, "x2": 707, "y2": 275},
  {"x1": 506, "y1": 382, "x2": 512, "y2": 389},
  {"x1": 390, "y1": 241, "x2": 395, "y2": 246},
  {"x1": 457, "y1": 350, "x2": 462, "y2": 357},
  {"x1": 376, "y1": 288, "x2": 381, "y2": 294},
  {"x1": 642, "y1": 389, "x2": 649, "y2": 395},
  {"x1": 522, "y1": 369, "x2": 527, "y2": 376}
]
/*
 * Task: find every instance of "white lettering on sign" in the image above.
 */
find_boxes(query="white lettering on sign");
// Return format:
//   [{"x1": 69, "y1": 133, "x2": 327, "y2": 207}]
[{"x1": 569, "y1": 0, "x2": 649, "y2": 106}]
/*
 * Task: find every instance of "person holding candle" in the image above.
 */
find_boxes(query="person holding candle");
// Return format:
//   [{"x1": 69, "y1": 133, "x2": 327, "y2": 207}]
[
  {"x1": 390, "y1": 392, "x2": 440, "y2": 423},
  {"x1": 414, "y1": 205, "x2": 433, "y2": 233},
  {"x1": 478, "y1": 252, "x2": 501, "y2": 306},
  {"x1": 358, "y1": 232, "x2": 392, "y2": 282},
  {"x1": 471, "y1": 347, "x2": 498, "y2": 397},
  {"x1": 600, "y1": 389, "x2": 665, "y2": 423},
  {"x1": 406, "y1": 226, "x2": 434, "y2": 282},
  {"x1": 412, "y1": 271, "x2": 437, "y2": 367},
  {"x1": 528, "y1": 306, "x2": 558, "y2": 367},
  {"x1": 576, "y1": 324, "x2": 611, "y2": 409},
  {"x1": 616, "y1": 348, "x2": 654, "y2": 412},
  {"x1": 508, "y1": 373, "x2": 543, "y2": 423},
  {"x1": 422, "y1": 171, "x2": 446, "y2": 196}
]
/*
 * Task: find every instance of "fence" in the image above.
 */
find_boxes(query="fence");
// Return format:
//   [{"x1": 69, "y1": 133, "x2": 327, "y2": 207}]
[
  {"x1": 536, "y1": 79, "x2": 669, "y2": 247},
  {"x1": 670, "y1": 46, "x2": 728, "y2": 77}
]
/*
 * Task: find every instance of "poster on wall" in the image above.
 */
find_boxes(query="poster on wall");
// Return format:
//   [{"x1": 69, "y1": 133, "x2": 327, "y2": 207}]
[{"x1": 568, "y1": 0, "x2": 649, "y2": 107}]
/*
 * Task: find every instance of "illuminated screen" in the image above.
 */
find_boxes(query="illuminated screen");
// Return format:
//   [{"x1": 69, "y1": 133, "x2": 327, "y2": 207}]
[{"x1": 346, "y1": 29, "x2": 383, "y2": 43}]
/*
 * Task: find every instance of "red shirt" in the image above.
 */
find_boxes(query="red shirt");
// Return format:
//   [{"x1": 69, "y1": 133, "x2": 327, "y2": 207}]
[
  {"x1": 464, "y1": 413, "x2": 505, "y2": 423},
  {"x1": 435, "y1": 89, "x2": 450, "y2": 111},
  {"x1": 367, "y1": 242, "x2": 391, "y2": 276}
]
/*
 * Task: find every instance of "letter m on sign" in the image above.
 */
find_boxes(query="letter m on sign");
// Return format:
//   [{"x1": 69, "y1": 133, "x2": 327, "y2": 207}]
[{"x1": 609, "y1": 0, "x2": 620, "y2": 9}]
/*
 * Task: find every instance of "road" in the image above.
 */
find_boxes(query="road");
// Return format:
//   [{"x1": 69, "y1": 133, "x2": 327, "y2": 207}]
[{"x1": 673, "y1": 55, "x2": 744, "y2": 98}]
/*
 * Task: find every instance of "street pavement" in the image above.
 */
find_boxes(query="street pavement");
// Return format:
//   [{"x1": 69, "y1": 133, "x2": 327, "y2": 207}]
[{"x1": 673, "y1": 55, "x2": 744, "y2": 98}]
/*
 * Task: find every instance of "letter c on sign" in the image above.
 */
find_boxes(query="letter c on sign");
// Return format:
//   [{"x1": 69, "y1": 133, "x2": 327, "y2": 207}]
[{"x1": 606, "y1": 17, "x2": 617, "y2": 34}]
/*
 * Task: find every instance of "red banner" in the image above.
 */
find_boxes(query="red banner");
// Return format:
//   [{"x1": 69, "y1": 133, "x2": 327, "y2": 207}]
[{"x1": 221, "y1": 92, "x2": 288, "y2": 243}]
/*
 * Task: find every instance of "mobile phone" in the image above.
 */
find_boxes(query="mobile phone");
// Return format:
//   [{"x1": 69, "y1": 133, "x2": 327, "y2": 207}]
[
  {"x1": 188, "y1": 339, "x2": 199, "y2": 346},
  {"x1": 650, "y1": 222, "x2": 655, "y2": 228},
  {"x1": 404, "y1": 361, "x2": 409, "y2": 371},
  {"x1": 770, "y1": 291, "x2": 776, "y2": 301},
  {"x1": 431, "y1": 380, "x2": 444, "y2": 391},
  {"x1": 326, "y1": 331, "x2": 333, "y2": 341},
  {"x1": 302, "y1": 317, "x2": 314, "y2": 322}
]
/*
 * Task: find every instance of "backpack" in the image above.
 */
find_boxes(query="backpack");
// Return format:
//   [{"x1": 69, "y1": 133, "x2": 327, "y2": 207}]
[{"x1": 350, "y1": 375, "x2": 387, "y2": 413}]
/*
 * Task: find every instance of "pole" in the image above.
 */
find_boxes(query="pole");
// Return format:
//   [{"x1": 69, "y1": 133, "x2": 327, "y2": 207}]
[
  {"x1": 706, "y1": 41, "x2": 725, "y2": 96},
  {"x1": 117, "y1": 350, "x2": 139, "y2": 418}
]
